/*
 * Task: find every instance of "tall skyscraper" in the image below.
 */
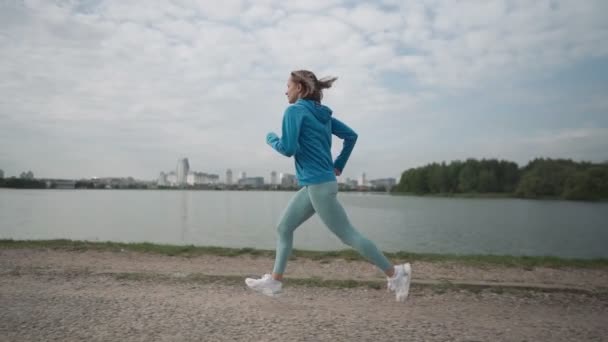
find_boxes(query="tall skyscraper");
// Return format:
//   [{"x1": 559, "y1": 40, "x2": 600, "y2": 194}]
[
  {"x1": 0, "y1": 169, "x2": 4, "y2": 179},
  {"x1": 359, "y1": 172, "x2": 367, "y2": 187},
  {"x1": 270, "y1": 171, "x2": 278, "y2": 185},
  {"x1": 240, "y1": 171, "x2": 247, "y2": 180},
  {"x1": 176, "y1": 158, "x2": 189, "y2": 185},
  {"x1": 226, "y1": 169, "x2": 233, "y2": 185}
]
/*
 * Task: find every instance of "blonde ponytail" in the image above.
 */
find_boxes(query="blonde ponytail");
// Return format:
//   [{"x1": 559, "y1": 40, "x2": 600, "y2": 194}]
[{"x1": 290, "y1": 70, "x2": 338, "y2": 102}]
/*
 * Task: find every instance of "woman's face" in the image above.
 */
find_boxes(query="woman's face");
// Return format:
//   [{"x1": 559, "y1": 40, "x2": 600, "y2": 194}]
[{"x1": 285, "y1": 77, "x2": 302, "y2": 104}]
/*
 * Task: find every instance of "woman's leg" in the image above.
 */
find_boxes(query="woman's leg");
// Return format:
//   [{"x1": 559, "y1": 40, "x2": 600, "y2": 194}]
[
  {"x1": 272, "y1": 186, "x2": 316, "y2": 280},
  {"x1": 307, "y1": 181, "x2": 394, "y2": 275}
]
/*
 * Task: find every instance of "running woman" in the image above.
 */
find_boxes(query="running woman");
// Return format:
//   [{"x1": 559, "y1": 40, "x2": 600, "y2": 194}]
[{"x1": 245, "y1": 70, "x2": 411, "y2": 302}]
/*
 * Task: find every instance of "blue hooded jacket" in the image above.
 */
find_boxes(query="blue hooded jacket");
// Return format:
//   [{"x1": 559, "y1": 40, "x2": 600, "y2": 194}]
[{"x1": 266, "y1": 99, "x2": 358, "y2": 186}]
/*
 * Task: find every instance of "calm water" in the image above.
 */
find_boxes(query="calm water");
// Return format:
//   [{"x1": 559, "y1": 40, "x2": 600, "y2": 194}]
[{"x1": 1, "y1": 189, "x2": 607, "y2": 258}]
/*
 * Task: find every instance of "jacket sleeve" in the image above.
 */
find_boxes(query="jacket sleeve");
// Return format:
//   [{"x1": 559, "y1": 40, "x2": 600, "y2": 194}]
[
  {"x1": 331, "y1": 117, "x2": 358, "y2": 172},
  {"x1": 266, "y1": 106, "x2": 303, "y2": 157}
]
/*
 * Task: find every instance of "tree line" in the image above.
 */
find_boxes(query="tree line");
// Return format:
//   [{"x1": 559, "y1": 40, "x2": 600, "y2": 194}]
[
  {"x1": 0, "y1": 177, "x2": 46, "y2": 189},
  {"x1": 394, "y1": 158, "x2": 608, "y2": 201}
]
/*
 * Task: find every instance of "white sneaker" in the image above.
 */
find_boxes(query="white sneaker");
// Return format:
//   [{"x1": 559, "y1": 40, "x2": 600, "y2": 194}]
[
  {"x1": 387, "y1": 263, "x2": 411, "y2": 302},
  {"x1": 245, "y1": 274, "x2": 282, "y2": 296}
]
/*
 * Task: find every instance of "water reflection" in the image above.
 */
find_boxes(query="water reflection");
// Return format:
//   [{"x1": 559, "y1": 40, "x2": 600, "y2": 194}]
[{"x1": 180, "y1": 191, "x2": 189, "y2": 243}]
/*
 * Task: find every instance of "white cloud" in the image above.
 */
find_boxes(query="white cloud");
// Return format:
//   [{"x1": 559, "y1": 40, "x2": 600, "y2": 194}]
[
  {"x1": 0, "y1": 0, "x2": 607, "y2": 180},
  {"x1": 331, "y1": 4, "x2": 403, "y2": 34},
  {"x1": 382, "y1": 0, "x2": 608, "y2": 87}
]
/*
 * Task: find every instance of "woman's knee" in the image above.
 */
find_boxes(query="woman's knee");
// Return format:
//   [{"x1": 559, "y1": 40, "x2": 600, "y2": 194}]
[{"x1": 276, "y1": 222, "x2": 293, "y2": 237}]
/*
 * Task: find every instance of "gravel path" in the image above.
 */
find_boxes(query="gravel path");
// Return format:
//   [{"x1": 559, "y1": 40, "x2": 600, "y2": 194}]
[
  {"x1": 2, "y1": 249, "x2": 608, "y2": 291},
  {"x1": 2, "y1": 249, "x2": 608, "y2": 341},
  {"x1": 2, "y1": 272, "x2": 607, "y2": 342}
]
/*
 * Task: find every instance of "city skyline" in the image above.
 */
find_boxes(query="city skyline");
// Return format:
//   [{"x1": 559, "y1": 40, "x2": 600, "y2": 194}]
[
  {"x1": 0, "y1": 162, "x2": 393, "y2": 185},
  {"x1": 154, "y1": 157, "x2": 387, "y2": 186},
  {"x1": 1, "y1": 1, "x2": 606, "y2": 181}
]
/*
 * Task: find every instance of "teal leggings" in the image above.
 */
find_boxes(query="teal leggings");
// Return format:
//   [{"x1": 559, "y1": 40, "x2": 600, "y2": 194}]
[{"x1": 273, "y1": 181, "x2": 392, "y2": 274}]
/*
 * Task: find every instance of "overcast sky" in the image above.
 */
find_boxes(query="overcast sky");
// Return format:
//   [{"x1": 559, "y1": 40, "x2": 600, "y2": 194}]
[{"x1": 1, "y1": 0, "x2": 607, "y2": 182}]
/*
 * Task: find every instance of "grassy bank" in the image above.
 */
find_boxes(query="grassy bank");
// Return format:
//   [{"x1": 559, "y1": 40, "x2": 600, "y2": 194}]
[
  {"x1": 1, "y1": 239, "x2": 607, "y2": 268},
  {"x1": 391, "y1": 192, "x2": 520, "y2": 199},
  {"x1": 390, "y1": 192, "x2": 608, "y2": 202}
]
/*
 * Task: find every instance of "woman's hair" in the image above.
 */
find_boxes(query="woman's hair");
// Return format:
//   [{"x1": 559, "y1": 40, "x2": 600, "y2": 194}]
[{"x1": 290, "y1": 70, "x2": 338, "y2": 102}]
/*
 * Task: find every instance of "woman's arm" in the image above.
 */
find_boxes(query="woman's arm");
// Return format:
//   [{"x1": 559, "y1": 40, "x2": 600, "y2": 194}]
[
  {"x1": 331, "y1": 117, "x2": 358, "y2": 174},
  {"x1": 266, "y1": 106, "x2": 304, "y2": 157}
]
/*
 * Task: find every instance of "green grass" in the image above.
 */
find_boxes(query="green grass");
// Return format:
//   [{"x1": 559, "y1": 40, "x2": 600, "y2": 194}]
[
  {"x1": 390, "y1": 192, "x2": 517, "y2": 199},
  {"x1": 0, "y1": 239, "x2": 275, "y2": 258},
  {"x1": 390, "y1": 191, "x2": 608, "y2": 202},
  {"x1": 1, "y1": 238, "x2": 607, "y2": 268}
]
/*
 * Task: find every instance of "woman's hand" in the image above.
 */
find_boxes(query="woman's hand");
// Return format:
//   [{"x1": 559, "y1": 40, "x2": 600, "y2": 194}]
[
  {"x1": 334, "y1": 168, "x2": 341, "y2": 176},
  {"x1": 266, "y1": 132, "x2": 279, "y2": 144}
]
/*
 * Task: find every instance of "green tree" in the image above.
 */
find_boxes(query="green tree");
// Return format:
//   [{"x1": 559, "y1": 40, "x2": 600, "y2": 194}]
[
  {"x1": 498, "y1": 161, "x2": 519, "y2": 192},
  {"x1": 515, "y1": 158, "x2": 578, "y2": 198},
  {"x1": 447, "y1": 160, "x2": 463, "y2": 193},
  {"x1": 477, "y1": 169, "x2": 498, "y2": 193},
  {"x1": 458, "y1": 161, "x2": 478, "y2": 192},
  {"x1": 428, "y1": 163, "x2": 449, "y2": 193},
  {"x1": 394, "y1": 157, "x2": 607, "y2": 201},
  {"x1": 563, "y1": 167, "x2": 608, "y2": 200}
]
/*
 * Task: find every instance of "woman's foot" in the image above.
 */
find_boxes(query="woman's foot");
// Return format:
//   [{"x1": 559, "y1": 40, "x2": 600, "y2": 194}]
[
  {"x1": 245, "y1": 274, "x2": 282, "y2": 296},
  {"x1": 387, "y1": 263, "x2": 412, "y2": 302}
]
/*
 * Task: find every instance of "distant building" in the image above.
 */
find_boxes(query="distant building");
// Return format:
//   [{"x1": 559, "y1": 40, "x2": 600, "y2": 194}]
[
  {"x1": 167, "y1": 171, "x2": 177, "y2": 186},
  {"x1": 370, "y1": 178, "x2": 397, "y2": 190},
  {"x1": 270, "y1": 171, "x2": 278, "y2": 185},
  {"x1": 345, "y1": 178, "x2": 358, "y2": 189},
  {"x1": 89, "y1": 177, "x2": 137, "y2": 189},
  {"x1": 240, "y1": 171, "x2": 247, "y2": 181},
  {"x1": 0, "y1": 169, "x2": 4, "y2": 179},
  {"x1": 187, "y1": 172, "x2": 220, "y2": 185},
  {"x1": 46, "y1": 179, "x2": 76, "y2": 189},
  {"x1": 280, "y1": 173, "x2": 297, "y2": 187},
  {"x1": 359, "y1": 173, "x2": 368, "y2": 187},
  {"x1": 158, "y1": 172, "x2": 168, "y2": 186},
  {"x1": 238, "y1": 177, "x2": 264, "y2": 187},
  {"x1": 176, "y1": 158, "x2": 189, "y2": 186},
  {"x1": 186, "y1": 172, "x2": 196, "y2": 185},
  {"x1": 226, "y1": 169, "x2": 233, "y2": 185}
]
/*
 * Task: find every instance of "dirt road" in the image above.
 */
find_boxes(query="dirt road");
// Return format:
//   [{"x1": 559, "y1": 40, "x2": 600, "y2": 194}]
[{"x1": 1, "y1": 249, "x2": 607, "y2": 341}]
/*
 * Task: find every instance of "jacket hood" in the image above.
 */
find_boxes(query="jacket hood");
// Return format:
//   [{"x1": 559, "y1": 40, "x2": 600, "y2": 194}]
[{"x1": 296, "y1": 99, "x2": 332, "y2": 123}]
